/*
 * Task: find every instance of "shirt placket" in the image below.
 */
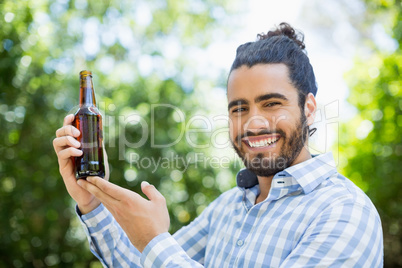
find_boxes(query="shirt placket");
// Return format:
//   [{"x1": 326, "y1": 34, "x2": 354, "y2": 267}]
[{"x1": 227, "y1": 187, "x2": 260, "y2": 267}]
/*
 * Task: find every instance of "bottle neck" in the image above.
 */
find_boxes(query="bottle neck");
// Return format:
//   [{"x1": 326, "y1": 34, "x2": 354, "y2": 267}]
[{"x1": 79, "y1": 75, "x2": 96, "y2": 107}]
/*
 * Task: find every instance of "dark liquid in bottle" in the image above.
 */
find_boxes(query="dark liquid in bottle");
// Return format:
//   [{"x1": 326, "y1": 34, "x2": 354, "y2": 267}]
[{"x1": 73, "y1": 107, "x2": 105, "y2": 179}]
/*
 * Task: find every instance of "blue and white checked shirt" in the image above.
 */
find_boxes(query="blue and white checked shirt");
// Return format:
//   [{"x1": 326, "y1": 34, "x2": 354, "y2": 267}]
[{"x1": 77, "y1": 153, "x2": 383, "y2": 267}]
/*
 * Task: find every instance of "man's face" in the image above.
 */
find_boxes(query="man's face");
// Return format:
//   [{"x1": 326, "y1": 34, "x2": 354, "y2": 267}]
[{"x1": 227, "y1": 63, "x2": 309, "y2": 177}]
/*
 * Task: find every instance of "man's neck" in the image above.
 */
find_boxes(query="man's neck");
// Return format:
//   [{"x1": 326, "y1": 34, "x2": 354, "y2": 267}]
[
  {"x1": 255, "y1": 148, "x2": 312, "y2": 204},
  {"x1": 255, "y1": 175, "x2": 274, "y2": 204}
]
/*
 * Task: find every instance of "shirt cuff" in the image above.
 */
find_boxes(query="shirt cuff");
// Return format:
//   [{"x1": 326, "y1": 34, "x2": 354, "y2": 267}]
[
  {"x1": 141, "y1": 232, "x2": 189, "y2": 267},
  {"x1": 75, "y1": 203, "x2": 114, "y2": 235},
  {"x1": 75, "y1": 202, "x2": 103, "y2": 217}
]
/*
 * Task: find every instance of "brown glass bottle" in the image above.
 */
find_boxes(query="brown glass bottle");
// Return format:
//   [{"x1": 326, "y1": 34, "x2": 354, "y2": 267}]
[{"x1": 73, "y1": 70, "x2": 105, "y2": 179}]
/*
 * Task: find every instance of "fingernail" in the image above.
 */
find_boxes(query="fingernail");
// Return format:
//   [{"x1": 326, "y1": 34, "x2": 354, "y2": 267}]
[
  {"x1": 87, "y1": 177, "x2": 94, "y2": 183},
  {"x1": 77, "y1": 179, "x2": 83, "y2": 186},
  {"x1": 141, "y1": 181, "x2": 150, "y2": 187}
]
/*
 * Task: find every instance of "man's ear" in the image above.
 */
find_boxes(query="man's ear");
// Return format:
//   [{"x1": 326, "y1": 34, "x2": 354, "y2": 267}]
[{"x1": 304, "y1": 93, "x2": 316, "y2": 126}]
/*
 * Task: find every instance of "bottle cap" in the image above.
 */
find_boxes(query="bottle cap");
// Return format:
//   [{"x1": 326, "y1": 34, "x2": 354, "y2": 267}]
[{"x1": 79, "y1": 70, "x2": 92, "y2": 77}]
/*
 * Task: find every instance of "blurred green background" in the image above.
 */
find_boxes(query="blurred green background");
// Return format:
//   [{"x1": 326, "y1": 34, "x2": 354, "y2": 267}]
[{"x1": 0, "y1": 0, "x2": 401, "y2": 267}]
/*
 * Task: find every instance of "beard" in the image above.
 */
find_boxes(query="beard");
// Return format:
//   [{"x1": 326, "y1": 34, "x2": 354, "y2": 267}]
[{"x1": 232, "y1": 112, "x2": 308, "y2": 177}]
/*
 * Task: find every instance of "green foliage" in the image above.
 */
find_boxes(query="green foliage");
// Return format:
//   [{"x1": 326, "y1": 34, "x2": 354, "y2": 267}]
[
  {"x1": 340, "y1": 0, "x2": 402, "y2": 266},
  {"x1": 0, "y1": 0, "x2": 240, "y2": 266}
]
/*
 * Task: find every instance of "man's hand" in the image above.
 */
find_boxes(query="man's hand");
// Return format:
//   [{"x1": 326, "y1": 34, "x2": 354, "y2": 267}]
[
  {"x1": 77, "y1": 177, "x2": 170, "y2": 252},
  {"x1": 53, "y1": 114, "x2": 110, "y2": 214}
]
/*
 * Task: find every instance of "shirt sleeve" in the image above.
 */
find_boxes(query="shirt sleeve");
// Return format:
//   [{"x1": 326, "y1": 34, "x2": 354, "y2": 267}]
[
  {"x1": 77, "y1": 198, "x2": 216, "y2": 268},
  {"x1": 76, "y1": 203, "x2": 142, "y2": 267},
  {"x1": 279, "y1": 201, "x2": 384, "y2": 267},
  {"x1": 140, "y1": 233, "x2": 204, "y2": 267}
]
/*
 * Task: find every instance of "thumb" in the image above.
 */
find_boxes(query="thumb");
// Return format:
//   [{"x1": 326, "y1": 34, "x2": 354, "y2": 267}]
[{"x1": 141, "y1": 181, "x2": 164, "y2": 202}]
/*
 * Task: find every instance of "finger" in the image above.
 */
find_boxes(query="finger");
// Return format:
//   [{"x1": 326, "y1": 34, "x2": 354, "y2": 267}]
[
  {"x1": 57, "y1": 147, "x2": 83, "y2": 162},
  {"x1": 86, "y1": 176, "x2": 133, "y2": 201},
  {"x1": 56, "y1": 147, "x2": 82, "y2": 172},
  {"x1": 141, "y1": 181, "x2": 165, "y2": 203},
  {"x1": 63, "y1": 114, "x2": 75, "y2": 126},
  {"x1": 56, "y1": 125, "x2": 80, "y2": 138},
  {"x1": 77, "y1": 179, "x2": 118, "y2": 207},
  {"x1": 53, "y1": 136, "x2": 81, "y2": 153}
]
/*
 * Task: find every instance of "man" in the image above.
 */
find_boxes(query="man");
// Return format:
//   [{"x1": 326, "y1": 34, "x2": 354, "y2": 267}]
[{"x1": 53, "y1": 23, "x2": 383, "y2": 267}]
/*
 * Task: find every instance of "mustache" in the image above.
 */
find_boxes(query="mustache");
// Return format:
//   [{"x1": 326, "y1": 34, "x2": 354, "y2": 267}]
[{"x1": 235, "y1": 129, "x2": 286, "y2": 141}]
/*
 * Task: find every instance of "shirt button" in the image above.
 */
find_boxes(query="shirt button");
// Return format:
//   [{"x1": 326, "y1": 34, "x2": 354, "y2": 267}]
[{"x1": 236, "y1": 239, "x2": 244, "y2": 246}]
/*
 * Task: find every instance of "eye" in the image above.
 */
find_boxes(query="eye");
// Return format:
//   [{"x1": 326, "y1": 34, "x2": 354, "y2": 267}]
[
  {"x1": 264, "y1": 102, "x2": 281, "y2": 107},
  {"x1": 231, "y1": 107, "x2": 248, "y2": 113}
]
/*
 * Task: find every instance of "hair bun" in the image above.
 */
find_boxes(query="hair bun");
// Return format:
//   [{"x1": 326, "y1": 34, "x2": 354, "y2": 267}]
[{"x1": 257, "y1": 22, "x2": 305, "y2": 50}]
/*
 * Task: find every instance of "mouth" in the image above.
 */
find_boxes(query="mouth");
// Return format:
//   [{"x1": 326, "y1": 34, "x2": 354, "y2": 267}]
[{"x1": 242, "y1": 134, "x2": 281, "y2": 149}]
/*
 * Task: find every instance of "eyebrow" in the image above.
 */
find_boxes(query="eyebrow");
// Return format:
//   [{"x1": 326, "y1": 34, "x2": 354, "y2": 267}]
[
  {"x1": 254, "y1": 93, "x2": 289, "y2": 103},
  {"x1": 228, "y1": 99, "x2": 248, "y2": 111},
  {"x1": 228, "y1": 93, "x2": 289, "y2": 111}
]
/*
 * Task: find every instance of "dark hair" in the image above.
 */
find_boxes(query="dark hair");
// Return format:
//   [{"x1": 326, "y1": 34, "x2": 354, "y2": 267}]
[{"x1": 229, "y1": 22, "x2": 317, "y2": 136}]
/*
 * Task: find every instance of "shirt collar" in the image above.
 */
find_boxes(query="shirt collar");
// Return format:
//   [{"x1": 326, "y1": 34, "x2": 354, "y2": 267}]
[{"x1": 236, "y1": 152, "x2": 338, "y2": 195}]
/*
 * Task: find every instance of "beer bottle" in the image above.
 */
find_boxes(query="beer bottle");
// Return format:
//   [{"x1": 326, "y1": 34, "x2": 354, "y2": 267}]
[{"x1": 73, "y1": 70, "x2": 105, "y2": 179}]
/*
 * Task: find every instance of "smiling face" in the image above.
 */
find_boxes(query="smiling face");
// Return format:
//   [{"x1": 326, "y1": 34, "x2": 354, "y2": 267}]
[{"x1": 228, "y1": 63, "x2": 315, "y2": 177}]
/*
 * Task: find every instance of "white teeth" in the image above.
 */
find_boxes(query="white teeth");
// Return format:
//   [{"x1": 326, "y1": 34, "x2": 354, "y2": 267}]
[{"x1": 249, "y1": 137, "x2": 279, "y2": 148}]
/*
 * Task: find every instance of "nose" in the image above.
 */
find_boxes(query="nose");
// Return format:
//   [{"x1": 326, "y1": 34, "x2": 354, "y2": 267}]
[{"x1": 243, "y1": 108, "x2": 271, "y2": 133}]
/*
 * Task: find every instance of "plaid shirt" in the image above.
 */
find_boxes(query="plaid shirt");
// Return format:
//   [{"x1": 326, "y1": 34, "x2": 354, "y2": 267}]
[{"x1": 78, "y1": 153, "x2": 383, "y2": 267}]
